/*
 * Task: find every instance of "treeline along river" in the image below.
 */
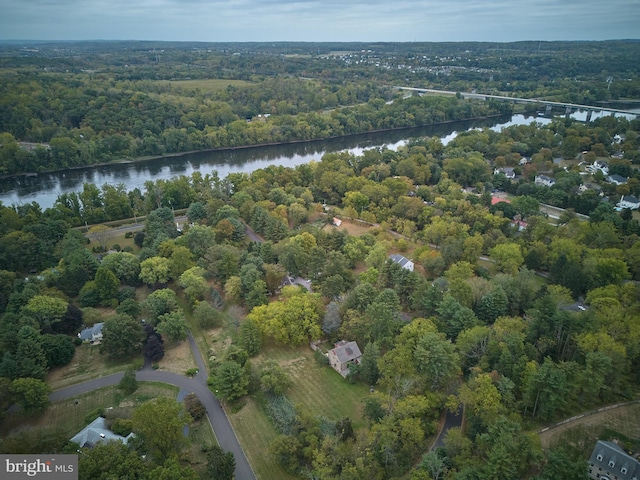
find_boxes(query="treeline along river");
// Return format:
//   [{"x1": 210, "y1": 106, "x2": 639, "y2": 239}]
[{"x1": 0, "y1": 110, "x2": 619, "y2": 211}]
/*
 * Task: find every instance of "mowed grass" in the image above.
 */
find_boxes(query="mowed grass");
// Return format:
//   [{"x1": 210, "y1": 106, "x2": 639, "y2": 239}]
[
  {"x1": 229, "y1": 397, "x2": 298, "y2": 480},
  {"x1": 227, "y1": 344, "x2": 370, "y2": 479},
  {"x1": 166, "y1": 79, "x2": 252, "y2": 93}
]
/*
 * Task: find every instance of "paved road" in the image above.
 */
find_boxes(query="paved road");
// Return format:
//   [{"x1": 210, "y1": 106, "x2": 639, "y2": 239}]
[
  {"x1": 431, "y1": 405, "x2": 464, "y2": 450},
  {"x1": 50, "y1": 337, "x2": 256, "y2": 480}
]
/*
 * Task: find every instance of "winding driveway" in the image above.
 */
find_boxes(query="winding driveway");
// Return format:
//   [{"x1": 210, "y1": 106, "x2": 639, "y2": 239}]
[{"x1": 49, "y1": 332, "x2": 256, "y2": 480}]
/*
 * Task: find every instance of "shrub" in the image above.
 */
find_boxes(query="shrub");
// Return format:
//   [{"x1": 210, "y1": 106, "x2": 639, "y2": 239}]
[
  {"x1": 111, "y1": 418, "x2": 133, "y2": 436},
  {"x1": 184, "y1": 392, "x2": 206, "y2": 421},
  {"x1": 313, "y1": 349, "x2": 329, "y2": 366}
]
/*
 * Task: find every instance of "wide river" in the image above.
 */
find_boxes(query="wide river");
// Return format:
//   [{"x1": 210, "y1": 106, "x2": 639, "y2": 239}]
[{"x1": 0, "y1": 109, "x2": 633, "y2": 211}]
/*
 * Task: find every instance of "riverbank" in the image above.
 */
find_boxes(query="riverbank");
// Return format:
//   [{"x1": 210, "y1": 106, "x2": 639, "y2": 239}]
[{"x1": 1, "y1": 114, "x2": 506, "y2": 181}]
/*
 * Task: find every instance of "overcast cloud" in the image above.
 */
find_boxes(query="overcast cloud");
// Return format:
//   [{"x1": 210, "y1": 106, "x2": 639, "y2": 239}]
[{"x1": 1, "y1": 0, "x2": 638, "y2": 42}]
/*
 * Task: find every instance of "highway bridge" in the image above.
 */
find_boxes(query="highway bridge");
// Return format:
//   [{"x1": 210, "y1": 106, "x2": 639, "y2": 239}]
[{"x1": 394, "y1": 87, "x2": 640, "y2": 120}]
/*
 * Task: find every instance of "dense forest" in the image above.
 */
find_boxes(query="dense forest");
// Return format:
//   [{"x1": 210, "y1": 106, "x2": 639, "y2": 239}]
[
  {"x1": 2, "y1": 40, "x2": 640, "y2": 175},
  {"x1": 1, "y1": 41, "x2": 640, "y2": 480}
]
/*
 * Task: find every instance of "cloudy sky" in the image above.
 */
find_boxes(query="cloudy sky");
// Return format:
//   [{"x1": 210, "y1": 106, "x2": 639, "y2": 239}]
[{"x1": 2, "y1": 0, "x2": 638, "y2": 43}]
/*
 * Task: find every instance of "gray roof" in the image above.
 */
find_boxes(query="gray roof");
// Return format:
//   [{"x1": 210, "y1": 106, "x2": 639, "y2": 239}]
[
  {"x1": 536, "y1": 174, "x2": 555, "y2": 183},
  {"x1": 70, "y1": 416, "x2": 134, "y2": 448},
  {"x1": 79, "y1": 322, "x2": 104, "y2": 341},
  {"x1": 389, "y1": 254, "x2": 412, "y2": 268},
  {"x1": 589, "y1": 440, "x2": 640, "y2": 480},
  {"x1": 331, "y1": 341, "x2": 362, "y2": 363},
  {"x1": 622, "y1": 195, "x2": 639, "y2": 203},
  {"x1": 609, "y1": 174, "x2": 628, "y2": 183}
]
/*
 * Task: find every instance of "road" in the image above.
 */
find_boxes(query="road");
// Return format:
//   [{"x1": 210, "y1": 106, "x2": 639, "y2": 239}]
[
  {"x1": 50, "y1": 332, "x2": 256, "y2": 480},
  {"x1": 431, "y1": 406, "x2": 464, "y2": 450}
]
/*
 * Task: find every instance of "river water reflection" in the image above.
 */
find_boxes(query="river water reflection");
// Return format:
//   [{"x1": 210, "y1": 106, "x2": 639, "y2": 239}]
[{"x1": 0, "y1": 111, "x2": 602, "y2": 210}]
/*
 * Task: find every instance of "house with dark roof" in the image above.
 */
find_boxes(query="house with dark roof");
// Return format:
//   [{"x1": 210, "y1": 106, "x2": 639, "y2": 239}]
[
  {"x1": 328, "y1": 340, "x2": 362, "y2": 377},
  {"x1": 588, "y1": 440, "x2": 640, "y2": 480},
  {"x1": 71, "y1": 416, "x2": 135, "y2": 449},
  {"x1": 389, "y1": 254, "x2": 414, "y2": 272},
  {"x1": 617, "y1": 195, "x2": 640, "y2": 210},
  {"x1": 608, "y1": 174, "x2": 628, "y2": 185},
  {"x1": 535, "y1": 174, "x2": 556, "y2": 187},
  {"x1": 78, "y1": 323, "x2": 104, "y2": 344}
]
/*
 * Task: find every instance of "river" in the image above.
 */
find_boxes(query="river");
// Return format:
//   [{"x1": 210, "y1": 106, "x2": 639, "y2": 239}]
[{"x1": 0, "y1": 109, "x2": 633, "y2": 211}]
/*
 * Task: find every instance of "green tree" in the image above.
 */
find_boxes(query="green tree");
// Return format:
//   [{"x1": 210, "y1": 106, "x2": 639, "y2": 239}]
[
  {"x1": 40, "y1": 334, "x2": 75, "y2": 368},
  {"x1": 101, "y1": 314, "x2": 146, "y2": 359},
  {"x1": 10, "y1": 377, "x2": 51, "y2": 414},
  {"x1": 143, "y1": 288, "x2": 179, "y2": 323},
  {"x1": 22, "y1": 295, "x2": 68, "y2": 332},
  {"x1": 260, "y1": 360, "x2": 292, "y2": 395},
  {"x1": 490, "y1": 243, "x2": 524, "y2": 275},
  {"x1": 100, "y1": 252, "x2": 141, "y2": 286},
  {"x1": 237, "y1": 318, "x2": 262, "y2": 356},
  {"x1": 359, "y1": 341, "x2": 381, "y2": 385},
  {"x1": 118, "y1": 368, "x2": 138, "y2": 395},
  {"x1": 247, "y1": 287, "x2": 323, "y2": 345},
  {"x1": 205, "y1": 445, "x2": 236, "y2": 480},
  {"x1": 413, "y1": 331, "x2": 460, "y2": 391},
  {"x1": 94, "y1": 266, "x2": 120, "y2": 307},
  {"x1": 157, "y1": 310, "x2": 189, "y2": 343},
  {"x1": 209, "y1": 360, "x2": 249, "y2": 403},
  {"x1": 78, "y1": 441, "x2": 146, "y2": 480},
  {"x1": 322, "y1": 301, "x2": 342, "y2": 336},
  {"x1": 178, "y1": 266, "x2": 208, "y2": 305},
  {"x1": 131, "y1": 397, "x2": 191, "y2": 463},
  {"x1": 139, "y1": 256, "x2": 171, "y2": 287},
  {"x1": 193, "y1": 300, "x2": 223, "y2": 329}
]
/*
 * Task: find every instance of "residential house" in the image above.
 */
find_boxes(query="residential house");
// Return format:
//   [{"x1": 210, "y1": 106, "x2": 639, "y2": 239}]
[
  {"x1": 493, "y1": 167, "x2": 516, "y2": 179},
  {"x1": 78, "y1": 322, "x2": 104, "y2": 344},
  {"x1": 71, "y1": 416, "x2": 135, "y2": 449},
  {"x1": 535, "y1": 175, "x2": 556, "y2": 187},
  {"x1": 617, "y1": 195, "x2": 640, "y2": 210},
  {"x1": 587, "y1": 160, "x2": 609, "y2": 176},
  {"x1": 389, "y1": 254, "x2": 414, "y2": 271},
  {"x1": 578, "y1": 183, "x2": 602, "y2": 195},
  {"x1": 328, "y1": 340, "x2": 362, "y2": 377},
  {"x1": 608, "y1": 174, "x2": 628, "y2": 185},
  {"x1": 588, "y1": 440, "x2": 640, "y2": 480}
]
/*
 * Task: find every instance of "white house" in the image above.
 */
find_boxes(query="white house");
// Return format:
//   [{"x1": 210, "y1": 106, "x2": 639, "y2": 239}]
[
  {"x1": 587, "y1": 160, "x2": 609, "y2": 176},
  {"x1": 617, "y1": 195, "x2": 640, "y2": 210},
  {"x1": 493, "y1": 167, "x2": 516, "y2": 179},
  {"x1": 389, "y1": 254, "x2": 414, "y2": 271},
  {"x1": 78, "y1": 323, "x2": 104, "y2": 344},
  {"x1": 534, "y1": 175, "x2": 556, "y2": 187}
]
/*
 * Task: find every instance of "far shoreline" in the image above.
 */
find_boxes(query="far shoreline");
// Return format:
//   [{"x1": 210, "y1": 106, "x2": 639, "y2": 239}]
[{"x1": 1, "y1": 113, "x2": 507, "y2": 181}]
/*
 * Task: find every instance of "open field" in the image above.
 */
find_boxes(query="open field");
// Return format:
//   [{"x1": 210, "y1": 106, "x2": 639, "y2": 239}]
[
  {"x1": 1, "y1": 383, "x2": 178, "y2": 438},
  {"x1": 157, "y1": 338, "x2": 197, "y2": 374},
  {"x1": 225, "y1": 343, "x2": 370, "y2": 478},
  {"x1": 46, "y1": 343, "x2": 135, "y2": 390},
  {"x1": 229, "y1": 397, "x2": 298, "y2": 480},
  {"x1": 538, "y1": 403, "x2": 640, "y2": 454},
  {"x1": 326, "y1": 217, "x2": 374, "y2": 237},
  {"x1": 165, "y1": 79, "x2": 252, "y2": 93}
]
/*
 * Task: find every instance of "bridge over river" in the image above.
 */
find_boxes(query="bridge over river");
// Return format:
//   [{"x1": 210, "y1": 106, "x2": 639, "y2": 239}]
[{"x1": 394, "y1": 87, "x2": 640, "y2": 121}]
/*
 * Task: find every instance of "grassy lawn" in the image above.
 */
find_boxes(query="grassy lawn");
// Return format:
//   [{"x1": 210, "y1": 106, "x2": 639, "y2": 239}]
[
  {"x1": 538, "y1": 403, "x2": 640, "y2": 455},
  {"x1": 1, "y1": 383, "x2": 178, "y2": 438},
  {"x1": 46, "y1": 343, "x2": 137, "y2": 390},
  {"x1": 226, "y1": 344, "x2": 370, "y2": 479},
  {"x1": 165, "y1": 79, "x2": 252, "y2": 93}
]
